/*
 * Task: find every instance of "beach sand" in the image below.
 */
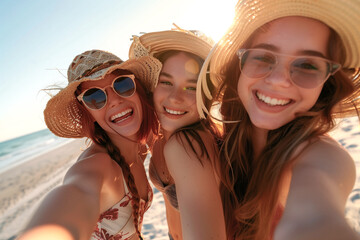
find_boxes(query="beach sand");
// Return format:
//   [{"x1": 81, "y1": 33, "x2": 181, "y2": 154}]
[
  {"x1": 0, "y1": 117, "x2": 359, "y2": 240},
  {"x1": 329, "y1": 117, "x2": 360, "y2": 233},
  {"x1": 0, "y1": 139, "x2": 89, "y2": 240},
  {"x1": 0, "y1": 138, "x2": 169, "y2": 240}
]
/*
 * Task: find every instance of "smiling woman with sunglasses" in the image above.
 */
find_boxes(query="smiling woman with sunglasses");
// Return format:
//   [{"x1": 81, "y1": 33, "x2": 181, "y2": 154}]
[
  {"x1": 18, "y1": 50, "x2": 162, "y2": 240},
  {"x1": 197, "y1": 0, "x2": 360, "y2": 239}
]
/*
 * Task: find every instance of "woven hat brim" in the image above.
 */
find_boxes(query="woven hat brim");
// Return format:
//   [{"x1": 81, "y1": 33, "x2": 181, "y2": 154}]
[
  {"x1": 197, "y1": 0, "x2": 360, "y2": 118},
  {"x1": 129, "y1": 30, "x2": 213, "y2": 60},
  {"x1": 44, "y1": 56, "x2": 161, "y2": 138}
]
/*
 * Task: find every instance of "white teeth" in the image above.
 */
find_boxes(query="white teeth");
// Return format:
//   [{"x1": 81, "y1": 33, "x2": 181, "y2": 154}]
[
  {"x1": 256, "y1": 92, "x2": 290, "y2": 106},
  {"x1": 110, "y1": 109, "x2": 132, "y2": 121},
  {"x1": 164, "y1": 107, "x2": 186, "y2": 115}
]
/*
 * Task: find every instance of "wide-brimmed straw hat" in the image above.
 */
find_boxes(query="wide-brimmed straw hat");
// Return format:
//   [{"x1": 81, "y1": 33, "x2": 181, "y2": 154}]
[
  {"x1": 44, "y1": 49, "x2": 162, "y2": 138},
  {"x1": 197, "y1": 0, "x2": 360, "y2": 118},
  {"x1": 128, "y1": 25, "x2": 213, "y2": 60}
]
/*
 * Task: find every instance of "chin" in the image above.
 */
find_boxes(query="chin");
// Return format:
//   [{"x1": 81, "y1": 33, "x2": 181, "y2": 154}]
[
  {"x1": 254, "y1": 118, "x2": 294, "y2": 131},
  {"x1": 251, "y1": 118, "x2": 280, "y2": 131}
]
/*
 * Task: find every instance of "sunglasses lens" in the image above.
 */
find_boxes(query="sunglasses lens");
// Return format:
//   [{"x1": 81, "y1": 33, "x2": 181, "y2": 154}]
[
  {"x1": 82, "y1": 88, "x2": 107, "y2": 109},
  {"x1": 291, "y1": 58, "x2": 329, "y2": 88},
  {"x1": 240, "y1": 49, "x2": 276, "y2": 78},
  {"x1": 113, "y1": 76, "x2": 136, "y2": 97}
]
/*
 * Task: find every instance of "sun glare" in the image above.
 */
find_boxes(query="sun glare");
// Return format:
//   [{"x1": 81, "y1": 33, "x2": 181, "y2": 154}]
[
  {"x1": 201, "y1": 2, "x2": 236, "y2": 42},
  {"x1": 180, "y1": 0, "x2": 237, "y2": 43}
]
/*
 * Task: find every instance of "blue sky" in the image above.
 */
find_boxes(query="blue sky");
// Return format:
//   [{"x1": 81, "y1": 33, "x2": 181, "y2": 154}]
[{"x1": 0, "y1": 0, "x2": 236, "y2": 142}]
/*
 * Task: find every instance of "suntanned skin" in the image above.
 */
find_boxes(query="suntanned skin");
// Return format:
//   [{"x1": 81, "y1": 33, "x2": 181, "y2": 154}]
[
  {"x1": 274, "y1": 137, "x2": 358, "y2": 240},
  {"x1": 240, "y1": 17, "x2": 359, "y2": 240},
  {"x1": 151, "y1": 52, "x2": 226, "y2": 240},
  {"x1": 19, "y1": 73, "x2": 150, "y2": 240}
]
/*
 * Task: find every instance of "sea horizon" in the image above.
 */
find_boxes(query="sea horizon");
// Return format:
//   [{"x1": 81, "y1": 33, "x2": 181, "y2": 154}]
[{"x1": 0, "y1": 129, "x2": 74, "y2": 174}]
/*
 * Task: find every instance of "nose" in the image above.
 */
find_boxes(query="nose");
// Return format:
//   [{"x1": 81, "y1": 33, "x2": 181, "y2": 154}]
[
  {"x1": 264, "y1": 60, "x2": 292, "y2": 88},
  {"x1": 168, "y1": 86, "x2": 184, "y2": 103},
  {"x1": 105, "y1": 86, "x2": 123, "y2": 108}
]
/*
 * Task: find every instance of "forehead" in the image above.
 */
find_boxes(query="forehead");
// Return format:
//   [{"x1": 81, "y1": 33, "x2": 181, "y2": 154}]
[
  {"x1": 161, "y1": 52, "x2": 201, "y2": 77},
  {"x1": 250, "y1": 16, "x2": 331, "y2": 55}
]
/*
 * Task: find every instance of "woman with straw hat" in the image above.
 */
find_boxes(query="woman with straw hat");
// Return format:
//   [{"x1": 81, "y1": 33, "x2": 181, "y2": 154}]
[
  {"x1": 19, "y1": 50, "x2": 162, "y2": 240},
  {"x1": 129, "y1": 27, "x2": 226, "y2": 240},
  {"x1": 197, "y1": 0, "x2": 360, "y2": 239}
]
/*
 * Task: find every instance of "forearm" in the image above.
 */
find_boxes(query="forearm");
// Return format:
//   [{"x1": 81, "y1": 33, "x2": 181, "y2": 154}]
[{"x1": 19, "y1": 185, "x2": 100, "y2": 240}]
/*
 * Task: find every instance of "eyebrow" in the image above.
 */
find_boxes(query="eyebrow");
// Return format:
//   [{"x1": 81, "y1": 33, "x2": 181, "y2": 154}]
[
  {"x1": 252, "y1": 43, "x2": 327, "y2": 58},
  {"x1": 159, "y1": 71, "x2": 173, "y2": 78},
  {"x1": 187, "y1": 79, "x2": 198, "y2": 84}
]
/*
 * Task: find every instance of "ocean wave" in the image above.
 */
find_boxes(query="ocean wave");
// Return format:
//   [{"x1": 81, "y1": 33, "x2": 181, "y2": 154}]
[{"x1": 0, "y1": 129, "x2": 74, "y2": 173}]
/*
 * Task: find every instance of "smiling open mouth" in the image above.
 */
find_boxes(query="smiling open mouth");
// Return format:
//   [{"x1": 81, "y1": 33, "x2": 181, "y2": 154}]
[
  {"x1": 256, "y1": 91, "x2": 291, "y2": 106},
  {"x1": 110, "y1": 108, "x2": 133, "y2": 123},
  {"x1": 164, "y1": 107, "x2": 187, "y2": 115}
]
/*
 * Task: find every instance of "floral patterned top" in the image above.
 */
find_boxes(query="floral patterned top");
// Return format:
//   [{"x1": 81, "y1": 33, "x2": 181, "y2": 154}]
[{"x1": 90, "y1": 171, "x2": 153, "y2": 240}]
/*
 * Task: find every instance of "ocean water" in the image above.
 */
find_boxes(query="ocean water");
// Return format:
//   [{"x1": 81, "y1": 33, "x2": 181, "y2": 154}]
[{"x1": 0, "y1": 129, "x2": 73, "y2": 173}]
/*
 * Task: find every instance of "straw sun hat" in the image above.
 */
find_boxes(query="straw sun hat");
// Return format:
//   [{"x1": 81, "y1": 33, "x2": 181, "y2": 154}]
[
  {"x1": 128, "y1": 24, "x2": 213, "y2": 61},
  {"x1": 197, "y1": 0, "x2": 360, "y2": 118},
  {"x1": 44, "y1": 50, "x2": 162, "y2": 138}
]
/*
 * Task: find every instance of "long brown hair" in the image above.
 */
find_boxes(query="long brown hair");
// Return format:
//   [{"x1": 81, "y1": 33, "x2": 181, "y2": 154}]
[
  {"x1": 77, "y1": 69, "x2": 159, "y2": 240},
  {"x1": 214, "y1": 26, "x2": 355, "y2": 240},
  {"x1": 154, "y1": 50, "x2": 217, "y2": 162}
]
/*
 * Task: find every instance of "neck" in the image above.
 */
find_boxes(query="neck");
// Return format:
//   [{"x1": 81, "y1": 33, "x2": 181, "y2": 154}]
[
  {"x1": 162, "y1": 129, "x2": 172, "y2": 141},
  {"x1": 107, "y1": 132, "x2": 140, "y2": 164},
  {"x1": 252, "y1": 126, "x2": 268, "y2": 159}
]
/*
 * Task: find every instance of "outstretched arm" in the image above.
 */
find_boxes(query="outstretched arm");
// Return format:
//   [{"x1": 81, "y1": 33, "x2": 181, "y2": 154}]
[
  {"x1": 164, "y1": 133, "x2": 226, "y2": 240},
  {"x1": 274, "y1": 138, "x2": 359, "y2": 240},
  {"x1": 18, "y1": 152, "x2": 118, "y2": 240}
]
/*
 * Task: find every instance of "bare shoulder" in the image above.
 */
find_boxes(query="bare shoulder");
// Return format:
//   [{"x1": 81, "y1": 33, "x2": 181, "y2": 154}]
[
  {"x1": 293, "y1": 136, "x2": 356, "y2": 194},
  {"x1": 276, "y1": 139, "x2": 358, "y2": 240},
  {"x1": 164, "y1": 129, "x2": 218, "y2": 173},
  {"x1": 295, "y1": 136, "x2": 355, "y2": 171},
  {"x1": 65, "y1": 144, "x2": 119, "y2": 185},
  {"x1": 164, "y1": 129, "x2": 217, "y2": 161}
]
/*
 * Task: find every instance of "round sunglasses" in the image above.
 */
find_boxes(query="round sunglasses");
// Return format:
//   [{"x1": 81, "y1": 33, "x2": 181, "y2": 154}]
[{"x1": 77, "y1": 74, "x2": 136, "y2": 110}]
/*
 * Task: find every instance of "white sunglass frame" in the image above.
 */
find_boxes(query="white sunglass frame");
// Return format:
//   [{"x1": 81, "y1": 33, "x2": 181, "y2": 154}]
[{"x1": 77, "y1": 74, "x2": 136, "y2": 110}]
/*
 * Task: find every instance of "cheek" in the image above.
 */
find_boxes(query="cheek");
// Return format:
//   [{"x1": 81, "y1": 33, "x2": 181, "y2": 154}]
[
  {"x1": 302, "y1": 85, "x2": 324, "y2": 108},
  {"x1": 133, "y1": 95, "x2": 143, "y2": 119},
  {"x1": 87, "y1": 109, "x2": 103, "y2": 122},
  {"x1": 237, "y1": 76, "x2": 247, "y2": 101},
  {"x1": 152, "y1": 90, "x2": 162, "y2": 112},
  {"x1": 189, "y1": 100, "x2": 199, "y2": 115},
  {"x1": 185, "y1": 93, "x2": 196, "y2": 104},
  {"x1": 153, "y1": 88, "x2": 163, "y2": 104},
  {"x1": 137, "y1": 103, "x2": 143, "y2": 121}
]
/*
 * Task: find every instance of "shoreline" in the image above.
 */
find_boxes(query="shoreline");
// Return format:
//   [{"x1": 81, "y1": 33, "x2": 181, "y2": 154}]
[{"x1": 0, "y1": 138, "x2": 75, "y2": 175}]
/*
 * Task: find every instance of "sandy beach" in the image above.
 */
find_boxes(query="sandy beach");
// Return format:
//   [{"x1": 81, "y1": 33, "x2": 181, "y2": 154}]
[
  {"x1": 0, "y1": 139, "x2": 89, "y2": 240},
  {"x1": 0, "y1": 138, "x2": 169, "y2": 240},
  {"x1": 0, "y1": 117, "x2": 359, "y2": 240}
]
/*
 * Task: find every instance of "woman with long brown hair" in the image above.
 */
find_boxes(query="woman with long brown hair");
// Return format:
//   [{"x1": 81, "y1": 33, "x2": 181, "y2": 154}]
[
  {"x1": 19, "y1": 50, "x2": 161, "y2": 240},
  {"x1": 197, "y1": 0, "x2": 360, "y2": 239},
  {"x1": 130, "y1": 28, "x2": 226, "y2": 240}
]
